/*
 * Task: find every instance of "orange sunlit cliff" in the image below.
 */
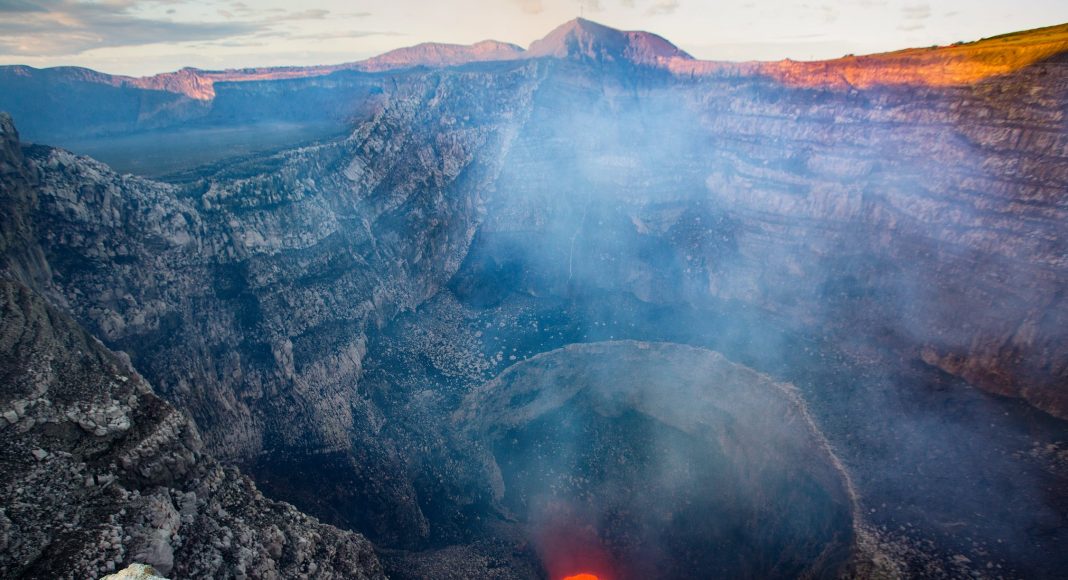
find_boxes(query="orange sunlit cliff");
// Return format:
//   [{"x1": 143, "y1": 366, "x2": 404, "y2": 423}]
[{"x1": 667, "y1": 22, "x2": 1068, "y2": 88}]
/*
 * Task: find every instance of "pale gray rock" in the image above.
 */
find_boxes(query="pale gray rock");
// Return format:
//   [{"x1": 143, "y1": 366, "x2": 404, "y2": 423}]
[
  {"x1": 0, "y1": 279, "x2": 384, "y2": 579},
  {"x1": 100, "y1": 563, "x2": 169, "y2": 580}
]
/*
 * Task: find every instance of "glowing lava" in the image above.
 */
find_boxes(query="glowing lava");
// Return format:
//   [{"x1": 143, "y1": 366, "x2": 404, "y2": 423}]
[{"x1": 562, "y1": 575, "x2": 600, "y2": 580}]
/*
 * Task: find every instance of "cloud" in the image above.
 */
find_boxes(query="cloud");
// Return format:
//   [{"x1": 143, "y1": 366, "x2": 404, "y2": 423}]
[
  {"x1": 901, "y1": 3, "x2": 931, "y2": 20},
  {"x1": 820, "y1": 4, "x2": 838, "y2": 23},
  {"x1": 283, "y1": 29, "x2": 405, "y2": 41},
  {"x1": 0, "y1": 0, "x2": 45, "y2": 11},
  {"x1": 898, "y1": 2, "x2": 931, "y2": 31},
  {"x1": 0, "y1": 0, "x2": 377, "y2": 57},
  {"x1": 647, "y1": 0, "x2": 680, "y2": 15},
  {"x1": 0, "y1": 0, "x2": 264, "y2": 55},
  {"x1": 584, "y1": 0, "x2": 604, "y2": 12},
  {"x1": 514, "y1": 0, "x2": 544, "y2": 14},
  {"x1": 276, "y1": 9, "x2": 331, "y2": 21}
]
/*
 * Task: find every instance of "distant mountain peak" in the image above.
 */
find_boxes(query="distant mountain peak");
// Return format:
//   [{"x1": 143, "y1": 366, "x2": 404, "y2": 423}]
[{"x1": 526, "y1": 18, "x2": 693, "y2": 65}]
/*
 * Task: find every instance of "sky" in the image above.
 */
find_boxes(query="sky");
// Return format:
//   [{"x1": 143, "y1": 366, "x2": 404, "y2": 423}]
[{"x1": 1, "y1": 0, "x2": 1067, "y2": 76}]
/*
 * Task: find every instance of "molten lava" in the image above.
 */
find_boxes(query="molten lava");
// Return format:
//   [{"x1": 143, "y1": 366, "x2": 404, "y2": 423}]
[{"x1": 562, "y1": 575, "x2": 600, "y2": 580}]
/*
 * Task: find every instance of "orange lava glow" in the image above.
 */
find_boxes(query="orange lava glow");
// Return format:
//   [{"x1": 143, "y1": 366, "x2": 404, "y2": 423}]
[{"x1": 562, "y1": 575, "x2": 600, "y2": 580}]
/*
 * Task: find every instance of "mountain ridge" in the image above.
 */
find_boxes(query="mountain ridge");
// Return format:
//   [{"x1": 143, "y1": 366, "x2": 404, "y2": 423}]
[
  {"x1": 525, "y1": 17, "x2": 693, "y2": 64},
  {"x1": 4, "y1": 19, "x2": 1067, "y2": 100}
]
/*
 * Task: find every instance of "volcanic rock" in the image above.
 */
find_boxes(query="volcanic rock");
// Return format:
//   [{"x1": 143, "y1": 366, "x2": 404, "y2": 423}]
[{"x1": 0, "y1": 278, "x2": 384, "y2": 579}]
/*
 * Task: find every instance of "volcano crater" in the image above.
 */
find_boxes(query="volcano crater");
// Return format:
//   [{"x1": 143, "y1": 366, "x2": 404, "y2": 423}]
[{"x1": 454, "y1": 341, "x2": 860, "y2": 579}]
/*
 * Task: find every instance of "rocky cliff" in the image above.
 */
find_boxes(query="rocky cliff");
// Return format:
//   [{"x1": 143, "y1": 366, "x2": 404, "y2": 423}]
[
  {"x1": 672, "y1": 22, "x2": 1068, "y2": 88},
  {"x1": 0, "y1": 277, "x2": 384, "y2": 579},
  {"x1": 1, "y1": 17, "x2": 1067, "y2": 578},
  {"x1": 0, "y1": 58, "x2": 543, "y2": 544},
  {"x1": 474, "y1": 33, "x2": 1068, "y2": 420}
]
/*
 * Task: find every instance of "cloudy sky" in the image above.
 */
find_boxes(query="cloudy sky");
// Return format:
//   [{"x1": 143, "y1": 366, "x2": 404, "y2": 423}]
[{"x1": 2, "y1": 0, "x2": 1067, "y2": 76}]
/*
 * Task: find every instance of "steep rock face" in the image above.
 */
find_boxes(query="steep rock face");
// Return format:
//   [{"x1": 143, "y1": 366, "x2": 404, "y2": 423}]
[
  {"x1": 0, "y1": 278, "x2": 384, "y2": 579},
  {"x1": 703, "y1": 56, "x2": 1068, "y2": 417},
  {"x1": 0, "y1": 63, "x2": 544, "y2": 543},
  {"x1": 0, "y1": 66, "x2": 210, "y2": 140},
  {"x1": 0, "y1": 114, "x2": 48, "y2": 290},
  {"x1": 475, "y1": 51, "x2": 1068, "y2": 419},
  {"x1": 692, "y1": 61, "x2": 1068, "y2": 416},
  {"x1": 129, "y1": 67, "x2": 218, "y2": 100},
  {"x1": 670, "y1": 22, "x2": 1068, "y2": 88}
]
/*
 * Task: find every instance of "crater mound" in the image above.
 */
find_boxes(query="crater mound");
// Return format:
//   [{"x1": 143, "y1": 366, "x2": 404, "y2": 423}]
[{"x1": 455, "y1": 341, "x2": 859, "y2": 579}]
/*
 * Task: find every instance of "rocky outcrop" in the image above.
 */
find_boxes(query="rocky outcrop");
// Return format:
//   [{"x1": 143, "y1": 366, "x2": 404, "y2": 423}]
[
  {"x1": 0, "y1": 277, "x2": 384, "y2": 579},
  {"x1": 670, "y1": 22, "x2": 1068, "y2": 88},
  {"x1": 0, "y1": 114, "x2": 48, "y2": 292},
  {"x1": 101, "y1": 564, "x2": 169, "y2": 580},
  {"x1": 0, "y1": 61, "x2": 543, "y2": 543}
]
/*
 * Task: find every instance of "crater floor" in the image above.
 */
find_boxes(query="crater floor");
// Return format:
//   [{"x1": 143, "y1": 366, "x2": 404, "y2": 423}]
[{"x1": 456, "y1": 341, "x2": 859, "y2": 579}]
